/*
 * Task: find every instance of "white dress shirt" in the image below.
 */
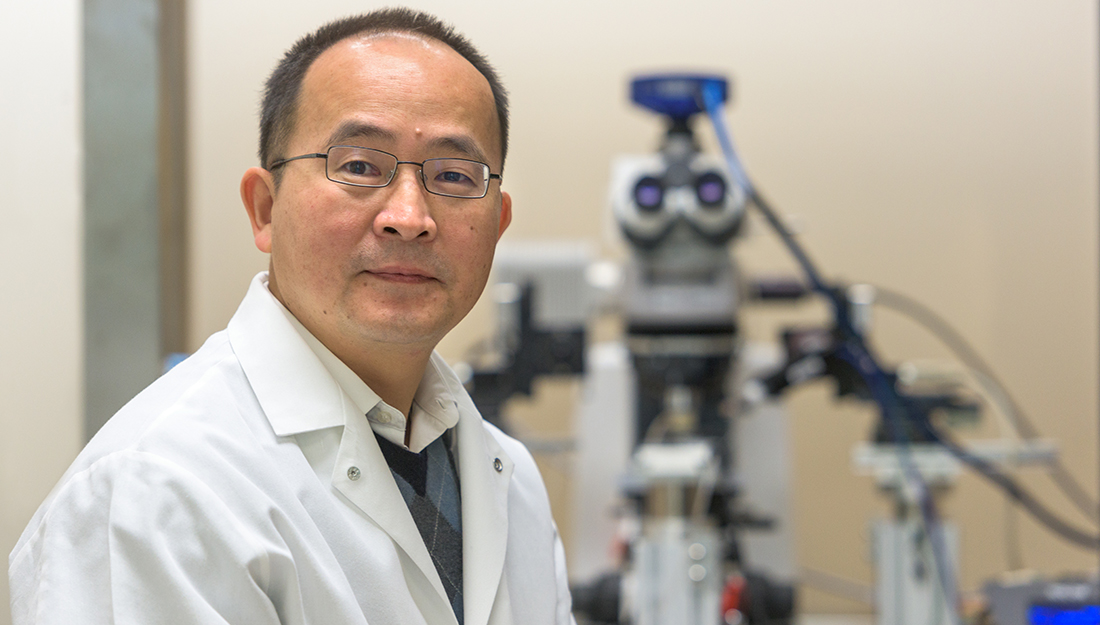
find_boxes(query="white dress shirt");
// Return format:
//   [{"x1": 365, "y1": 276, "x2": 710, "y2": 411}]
[{"x1": 9, "y1": 272, "x2": 574, "y2": 625}]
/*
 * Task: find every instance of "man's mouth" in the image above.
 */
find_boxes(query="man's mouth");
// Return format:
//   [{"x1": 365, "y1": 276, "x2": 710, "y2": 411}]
[{"x1": 365, "y1": 265, "x2": 437, "y2": 284}]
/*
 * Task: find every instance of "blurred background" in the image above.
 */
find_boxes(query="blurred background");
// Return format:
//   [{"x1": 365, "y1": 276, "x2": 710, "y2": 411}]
[{"x1": 2, "y1": 0, "x2": 1098, "y2": 622}]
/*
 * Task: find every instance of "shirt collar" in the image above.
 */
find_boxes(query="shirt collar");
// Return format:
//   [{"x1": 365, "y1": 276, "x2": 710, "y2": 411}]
[{"x1": 406, "y1": 353, "x2": 463, "y2": 452}]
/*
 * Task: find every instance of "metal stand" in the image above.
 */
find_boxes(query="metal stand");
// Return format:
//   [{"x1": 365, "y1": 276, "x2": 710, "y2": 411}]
[
  {"x1": 628, "y1": 442, "x2": 724, "y2": 625},
  {"x1": 855, "y1": 444, "x2": 961, "y2": 625}
]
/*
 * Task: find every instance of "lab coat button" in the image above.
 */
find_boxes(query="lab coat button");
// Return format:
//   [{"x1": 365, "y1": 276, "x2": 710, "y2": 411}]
[
  {"x1": 493, "y1": 458, "x2": 503, "y2": 472},
  {"x1": 347, "y1": 466, "x2": 361, "y2": 481},
  {"x1": 377, "y1": 411, "x2": 392, "y2": 424}
]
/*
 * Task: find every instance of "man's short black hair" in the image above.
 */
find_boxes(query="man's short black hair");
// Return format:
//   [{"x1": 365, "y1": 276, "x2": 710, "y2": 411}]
[{"x1": 259, "y1": 7, "x2": 509, "y2": 177}]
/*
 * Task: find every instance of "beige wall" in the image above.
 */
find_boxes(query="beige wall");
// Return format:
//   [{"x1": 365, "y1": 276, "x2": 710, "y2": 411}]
[
  {"x1": 3, "y1": 0, "x2": 1094, "y2": 620},
  {"x1": 187, "y1": 0, "x2": 1099, "y2": 612},
  {"x1": 0, "y1": 1, "x2": 84, "y2": 623}
]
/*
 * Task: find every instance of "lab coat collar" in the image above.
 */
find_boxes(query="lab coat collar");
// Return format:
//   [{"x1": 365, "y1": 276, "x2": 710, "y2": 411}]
[{"x1": 227, "y1": 272, "x2": 347, "y2": 436}]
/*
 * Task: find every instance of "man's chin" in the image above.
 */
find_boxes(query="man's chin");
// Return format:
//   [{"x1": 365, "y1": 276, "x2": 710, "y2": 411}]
[{"x1": 345, "y1": 314, "x2": 449, "y2": 350}]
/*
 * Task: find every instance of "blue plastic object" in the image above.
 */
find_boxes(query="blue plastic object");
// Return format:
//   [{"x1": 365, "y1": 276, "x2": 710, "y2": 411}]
[
  {"x1": 631, "y1": 74, "x2": 728, "y2": 120},
  {"x1": 1028, "y1": 604, "x2": 1100, "y2": 624},
  {"x1": 162, "y1": 352, "x2": 190, "y2": 373}
]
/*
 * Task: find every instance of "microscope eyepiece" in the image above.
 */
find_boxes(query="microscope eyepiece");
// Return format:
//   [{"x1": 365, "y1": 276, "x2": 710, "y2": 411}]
[
  {"x1": 695, "y1": 172, "x2": 726, "y2": 207},
  {"x1": 634, "y1": 176, "x2": 665, "y2": 212}
]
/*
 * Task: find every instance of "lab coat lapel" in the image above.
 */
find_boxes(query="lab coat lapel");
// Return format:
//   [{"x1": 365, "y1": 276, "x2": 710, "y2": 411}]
[
  {"x1": 332, "y1": 407, "x2": 456, "y2": 623},
  {"x1": 455, "y1": 399, "x2": 513, "y2": 625}
]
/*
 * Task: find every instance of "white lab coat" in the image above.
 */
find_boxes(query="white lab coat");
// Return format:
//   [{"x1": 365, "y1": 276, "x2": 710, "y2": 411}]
[{"x1": 10, "y1": 274, "x2": 574, "y2": 625}]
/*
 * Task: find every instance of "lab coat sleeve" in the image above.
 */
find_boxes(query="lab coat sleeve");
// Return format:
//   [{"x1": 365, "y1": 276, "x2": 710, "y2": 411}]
[
  {"x1": 552, "y1": 522, "x2": 576, "y2": 625},
  {"x1": 9, "y1": 450, "x2": 287, "y2": 625}
]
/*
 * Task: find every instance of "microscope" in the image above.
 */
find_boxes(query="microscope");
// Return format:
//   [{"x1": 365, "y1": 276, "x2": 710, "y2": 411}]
[
  {"x1": 604, "y1": 75, "x2": 794, "y2": 625},
  {"x1": 465, "y1": 74, "x2": 797, "y2": 625}
]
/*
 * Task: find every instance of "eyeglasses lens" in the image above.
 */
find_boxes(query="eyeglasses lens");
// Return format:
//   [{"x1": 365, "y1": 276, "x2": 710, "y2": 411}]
[
  {"x1": 422, "y1": 159, "x2": 489, "y2": 198},
  {"x1": 326, "y1": 147, "x2": 396, "y2": 187}
]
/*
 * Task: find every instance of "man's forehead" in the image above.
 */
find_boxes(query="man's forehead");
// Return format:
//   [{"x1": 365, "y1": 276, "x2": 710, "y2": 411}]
[
  {"x1": 315, "y1": 31, "x2": 469, "y2": 80},
  {"x1": 294, "y1": 32, "x2": 501, "y2": 160},
  {"x1": 344, "y1": 30, "x2": 440, "y2": 51},
  {"x1": 302, "y1": 32, "x2": 491, "y2": 112}
]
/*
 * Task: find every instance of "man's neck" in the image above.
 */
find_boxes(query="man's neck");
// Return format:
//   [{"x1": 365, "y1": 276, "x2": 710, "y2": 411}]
[{"x1": 340, "y1": 342, "x2": 433, "y2": 419}]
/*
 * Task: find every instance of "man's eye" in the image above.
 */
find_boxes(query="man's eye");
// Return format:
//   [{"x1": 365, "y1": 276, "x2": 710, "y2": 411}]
[
  {"x1": 437, "y1": 170, "x2": 474, "y2": 185},
  {"x1": 344, "y1": 160, "x2": 378, "y2": 176}
]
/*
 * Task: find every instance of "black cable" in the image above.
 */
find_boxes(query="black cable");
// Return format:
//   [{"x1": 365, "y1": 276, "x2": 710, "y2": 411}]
[
  {"x1": 703, "y1": 71, "x2": 1100, "y2": 603},
  {"x1": 933, "y1": 428, "x2": 1100, "y2": 550},
  {"x1": 846, "y1": 341, "x2": 960, "y2": 611},
  {"x1": 744, "y1": 181, "x2": 1100, "y2": 582},
  {"x1": 741, "y1": 177, "x2": 962, "y2": 609},
  {"x1": 703, "y1": 90, "x2": 962, "y2": 608},
  {"x1": 746, "y1": 189, "x2": 832, "y2": 297},
  {"x1": 871, "y1": 285, "x2": 1100, "y2": 522}
]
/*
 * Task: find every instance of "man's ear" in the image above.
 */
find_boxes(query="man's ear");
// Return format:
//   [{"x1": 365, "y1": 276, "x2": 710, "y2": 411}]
[
  {"x1": 241, "y1": 167, "x2": 276, "y2": 253},
  {"x1": 497, "y1": 191, "x2": 512, "y2": 241}
]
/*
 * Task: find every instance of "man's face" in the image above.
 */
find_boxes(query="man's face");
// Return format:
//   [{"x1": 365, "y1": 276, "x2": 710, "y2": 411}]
[{"x1": 244, "y1": 34, "x2": 511, "y2": 364}]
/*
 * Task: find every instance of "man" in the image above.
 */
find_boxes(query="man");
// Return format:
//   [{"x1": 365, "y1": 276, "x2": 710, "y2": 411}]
[{"x1": 10, "y1": 8, "x2": 573, "y2": 625}]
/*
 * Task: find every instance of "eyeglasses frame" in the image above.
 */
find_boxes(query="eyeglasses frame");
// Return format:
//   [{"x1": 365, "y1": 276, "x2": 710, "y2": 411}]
[{"x1": 267, "y1": 145, "x2": 503, "y2": 199}]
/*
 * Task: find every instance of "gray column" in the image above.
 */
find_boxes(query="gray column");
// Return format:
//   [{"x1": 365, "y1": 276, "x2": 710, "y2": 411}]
[{"x1": 84, "y1": 0, "x2": 187, "y2": 438}]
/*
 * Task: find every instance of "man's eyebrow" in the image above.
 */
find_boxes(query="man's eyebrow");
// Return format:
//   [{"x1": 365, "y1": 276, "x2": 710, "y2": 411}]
[
  {"x1": 426, "y1": 136, "x2": 490, "y2": 165},
  {"x1": 325, "y1": 121, "x2": 397, "y2": 148},
  {"x1": 324, "y1": 121, "x2": 492, "y2": 165}
]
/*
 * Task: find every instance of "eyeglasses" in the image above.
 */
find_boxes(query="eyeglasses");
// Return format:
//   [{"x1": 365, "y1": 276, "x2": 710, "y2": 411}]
[{"x1": 268, "y1": 145, "x2": 502, "y2": 199}]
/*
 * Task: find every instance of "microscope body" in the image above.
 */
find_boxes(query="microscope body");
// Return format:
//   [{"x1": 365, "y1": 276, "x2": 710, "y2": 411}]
[{"x1": 602, "y1": 76, "x2": 792, "y2": 625}]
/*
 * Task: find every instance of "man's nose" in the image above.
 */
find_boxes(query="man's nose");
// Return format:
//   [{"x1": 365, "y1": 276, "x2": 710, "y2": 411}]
[{"x1": 372, "y1": 167, "x2": 437, "y2": 241}]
